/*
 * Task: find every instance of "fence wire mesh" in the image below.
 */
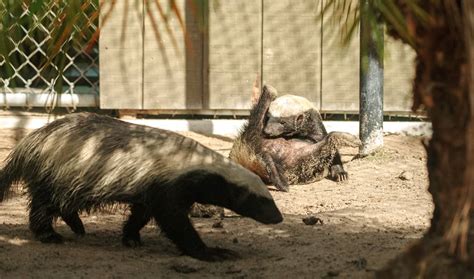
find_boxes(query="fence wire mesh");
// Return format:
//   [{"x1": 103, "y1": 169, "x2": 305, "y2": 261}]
[{"x1": 0, "y1": 1, "x2": 99, "y2": 109}]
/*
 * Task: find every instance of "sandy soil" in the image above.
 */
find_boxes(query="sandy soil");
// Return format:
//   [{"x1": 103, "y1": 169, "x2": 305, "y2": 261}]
[{"x1": 0, "y1": 128, "x2": 433, "y2": 278}]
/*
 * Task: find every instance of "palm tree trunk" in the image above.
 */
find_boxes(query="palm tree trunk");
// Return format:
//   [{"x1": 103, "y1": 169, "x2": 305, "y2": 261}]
[
  {"x1": 379, "y1": 2, "x2": 474, "y2": 277},
  {"x1": 463, "y1": 0, "x2": 474, "y2": 271}
]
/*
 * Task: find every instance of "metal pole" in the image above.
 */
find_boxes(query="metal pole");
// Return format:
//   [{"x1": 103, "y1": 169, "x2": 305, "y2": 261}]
[{"x1": 359, "y1": 0, "x2": 384, "y2": 155}]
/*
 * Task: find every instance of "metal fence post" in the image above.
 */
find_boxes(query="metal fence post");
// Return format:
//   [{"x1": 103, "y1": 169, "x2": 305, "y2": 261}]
[{"x1": 359, "y1": 0, "x2": 384, "y2": 155}]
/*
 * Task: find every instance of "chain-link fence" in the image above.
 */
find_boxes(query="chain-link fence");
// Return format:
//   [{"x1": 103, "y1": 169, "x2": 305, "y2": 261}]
[{"x1": 0, "y1": 1, "x2": 99, "y2": 110}]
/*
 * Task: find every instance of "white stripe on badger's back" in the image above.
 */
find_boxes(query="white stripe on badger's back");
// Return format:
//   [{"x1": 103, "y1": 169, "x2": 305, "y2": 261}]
[
  {"x1": 268, "y1": 94, "x2": 316, "y2": 117},
  {"x1": 77, "y1": 137, "x2": 99, "y2": 164}
]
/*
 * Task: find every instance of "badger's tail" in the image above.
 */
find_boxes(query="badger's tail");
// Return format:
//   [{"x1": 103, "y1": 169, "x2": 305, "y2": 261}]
[
  {"x1": 327, "y1": 132, "x2": 362, "y2": 149},
  {"x1": 0, "y1": 152, "x2": 24, "y2": 202}
]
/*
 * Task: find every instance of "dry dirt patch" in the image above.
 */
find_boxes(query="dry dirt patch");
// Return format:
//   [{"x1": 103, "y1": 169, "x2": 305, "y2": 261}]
[{"x1": 0, "y1": 129, "x2": 432, "y2": 278}]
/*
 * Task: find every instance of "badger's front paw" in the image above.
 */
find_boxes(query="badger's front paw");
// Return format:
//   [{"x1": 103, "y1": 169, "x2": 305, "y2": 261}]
[
  {"x1": 38, "y1": 232, "x2": 64, "y2": 244},
  {"x1": 272, "y1": 173, "x2": 289, "y2": 192},
  {"x1": 330, "y1": 165, "x2": 348, "y2": 182},
  {"x1": 275, "y1": 182, "x2": 290, "y2": 192},
  {"x1": 122, "y1": 234, "x2": 143, "y2": 247}
]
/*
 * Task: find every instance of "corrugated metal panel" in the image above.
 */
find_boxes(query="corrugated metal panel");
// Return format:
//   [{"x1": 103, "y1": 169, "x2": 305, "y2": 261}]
[
  {"x1": 143, "y1": 0, "x2": 203, "y2": 109},
  {"x1": 99, "y1": 0, "x2": 143, "y2": 109},
  {"x1": 98, "y1": 2, "x2": 415, "y2": 114},
  {"x1": 204, "y1": 0, "x2": 262, "y2": 109},
  {"x1": 321, "y1": 2, "x2": 360, "y2": 112},
  {"x1": 262, "y1": 0, "x2": 321, "y2": 107},
  {"x1": 384, "y1": 36, "x2": 415, "y2": 112}
]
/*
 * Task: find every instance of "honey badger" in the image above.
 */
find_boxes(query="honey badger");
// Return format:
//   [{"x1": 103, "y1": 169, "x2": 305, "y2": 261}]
[
  {"x1": 264, "y1": 94, "x2": 350, "y2": 182},
  {"x1": 230, "y1": 85, "x2": 361, "y2": 192},
  {"x1": 0, "y1": 113, "x2": 283, "y2": 261}
]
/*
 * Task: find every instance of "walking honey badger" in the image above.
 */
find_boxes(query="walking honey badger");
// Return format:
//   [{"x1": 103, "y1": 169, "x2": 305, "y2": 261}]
[
  {"x1": 0, "y1": 113, "x2": 283, "y2": 261},
  {"x1": 229, "y1": 85, "x2": 361, "y2": 192}
]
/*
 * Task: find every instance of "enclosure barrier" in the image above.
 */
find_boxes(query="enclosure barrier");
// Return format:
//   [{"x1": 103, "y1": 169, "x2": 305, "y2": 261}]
[
  {"x1": 1, "y1": 1, "x2": 416, "y2": 115},
  {"x1": 0, "y1": 1, "x2": 99, "y2": 110}
]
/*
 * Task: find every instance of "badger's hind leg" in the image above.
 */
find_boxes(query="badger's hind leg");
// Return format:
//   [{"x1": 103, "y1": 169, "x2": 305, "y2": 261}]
[
  {"x1": 262, "y1": 154, "x2": 289, "y2": 192},
  {"x1": 29, "y1": 193, "x2": 63, "y2": 244},
  {"x1": 61, "y1": 211, "x2": 85, "y2": 237},
  {"x1": 122, "y1": 203, "x2": 151, "y2": 247},
  {"x1": 292, "y1": 132, "x2": 361, "y2": 184}
]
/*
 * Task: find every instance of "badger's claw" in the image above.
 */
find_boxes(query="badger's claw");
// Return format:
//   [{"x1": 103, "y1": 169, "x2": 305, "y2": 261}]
[
  {"x1": 189, "y1": 247, "x2": 240, "y2": 262},
  {"x1": 336, "y1": 171, "x2": 348, "y2": 182},
  {"x1": 330, "y1": 165, "x2": 348, "y2": 182}
]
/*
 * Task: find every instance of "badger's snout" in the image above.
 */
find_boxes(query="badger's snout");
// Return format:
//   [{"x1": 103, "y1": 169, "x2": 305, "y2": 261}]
[
  {"x1": 257, "y1": 205, "x2": 284, "y2": 224},
  {"x1": 264, "y1": 122, "x2": 284, "y2": 137},
  {"x1": 232, "y1": 191, "x2": 284, "y2": 225},
  {"x1": 247, "y1": 198, "x2": 283, "y2": 225}
]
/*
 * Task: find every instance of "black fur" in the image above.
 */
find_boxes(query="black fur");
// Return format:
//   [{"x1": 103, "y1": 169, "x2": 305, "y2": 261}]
[{"x1": 0, "y1": 113, "x2": 282, "y2": 261}]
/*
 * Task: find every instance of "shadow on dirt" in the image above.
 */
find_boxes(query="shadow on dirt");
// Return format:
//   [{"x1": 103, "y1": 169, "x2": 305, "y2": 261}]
[{"x1": 0, "y1": 211, "x2": 423, "y2": 278}]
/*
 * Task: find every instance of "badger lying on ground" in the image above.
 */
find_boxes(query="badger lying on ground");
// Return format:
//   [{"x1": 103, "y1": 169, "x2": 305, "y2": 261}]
[
  {"x1": 229, "y1": 85, "x2": 361, "y2": 192},
  {"x1": 264, "y1": 94, "x2": 350, "y2": 182},
  {"x1": 0, "y1": 113, "x2": 283, "y2": 261}
]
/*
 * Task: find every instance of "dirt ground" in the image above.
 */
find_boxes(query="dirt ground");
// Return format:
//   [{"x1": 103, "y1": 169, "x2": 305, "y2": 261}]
[{"x1": 0, "y1": 128, "x2": 432, "y2": 278}]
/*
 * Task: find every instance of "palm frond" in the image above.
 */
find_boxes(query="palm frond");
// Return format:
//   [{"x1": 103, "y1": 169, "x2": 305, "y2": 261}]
[{"x1": 319, "y1": 0, "x2": 437, "y2": 50}]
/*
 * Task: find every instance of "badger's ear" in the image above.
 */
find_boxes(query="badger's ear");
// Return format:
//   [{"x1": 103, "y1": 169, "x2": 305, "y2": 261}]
[{"x1": 295, "y1": 114, "x2": 305, "y2": 128}]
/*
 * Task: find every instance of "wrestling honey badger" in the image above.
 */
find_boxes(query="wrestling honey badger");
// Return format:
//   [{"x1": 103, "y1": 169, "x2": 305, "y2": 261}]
[
  {"x1": 264, "y1": 93, "x2": 350, "y2": 182},
  {"x1": 230, "y1": 85, "x2": 361, "y2": 192},
  {"x1": 0, "y1": 113, "x2": 282, "y2": 261}
]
